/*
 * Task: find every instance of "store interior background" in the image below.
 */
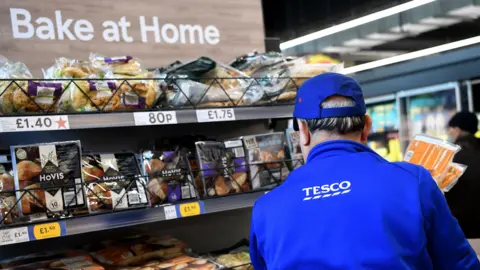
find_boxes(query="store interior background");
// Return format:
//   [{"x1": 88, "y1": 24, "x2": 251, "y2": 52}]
[{"x1": 4, "y1": 0, "x2": 480, "y2": 262}]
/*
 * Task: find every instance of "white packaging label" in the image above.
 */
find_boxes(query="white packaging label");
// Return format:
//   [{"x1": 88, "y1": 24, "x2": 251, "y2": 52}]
[
  {"x1": 0, "y1": 116, "x2": 70, "y2": 132},
  {"x1": 164, "y1": 205, "x2": 177, "y2": 220},
  {"x1": 111, "y1": 190, "x2": 129, "y2": 209},
  {"x1": 196, "y1": 108, "x2": 235, "y2": 122},
  {"x1": 134, "y1": 111, "x2": 178, "y2": 126},
  {"x1": 46, "y1": 189, "x2": 64, "y2": 212},
  {"x1": 0, "y1": 227, "x2": 29, "y2": 246}
]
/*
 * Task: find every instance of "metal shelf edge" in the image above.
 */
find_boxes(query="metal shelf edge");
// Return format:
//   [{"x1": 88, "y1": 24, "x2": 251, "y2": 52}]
[{"x1": 66, "y1": 192, "x2": 264, "y2": 236}]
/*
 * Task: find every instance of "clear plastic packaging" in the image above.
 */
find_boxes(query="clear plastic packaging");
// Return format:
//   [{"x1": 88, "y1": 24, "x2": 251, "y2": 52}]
[
  {"x1": 404, "y1": 135, "x2": 461, "y2": 180},
  {"x1": 242, "y1": 132, "x2": 289, "y2": 190},
  {"x1": 42, "y1": 57, "x2": 97, "y2": 79},
  {"x1": 142, "y1": 150, "x2": 196, "y2": 205},
  {"x1": 0, "y1": 163, "x2": 18, "y2": 224},
  {"x1": 11, "y1": 141, "x2": 86, "y2": 221},
  {"x1": 81, "y1": 152, "x2": 148, "y2": 213},
  {"x1": 230, "y1": 51, "x2": 288, "y2": 76},
  {"x1": 0, "y1": 59, "x2": 33, "y2": 114},
  {"x1": 439, "y1": 163, "x2": 467, "y2": 192},
  {"x1": 286, "y1": 128, "x2": 303, "y2": 170},
  {"x1": 90, "y1": 53, "x2": 144, "y2": 76},
  {"x1": 113, "y1": 71, "x2": 161, "y2": 111}
]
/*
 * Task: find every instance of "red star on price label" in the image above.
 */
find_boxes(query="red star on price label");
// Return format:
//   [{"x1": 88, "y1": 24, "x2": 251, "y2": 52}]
[{"x1": 55, "y1": 117, "x2": 67, "y2": 129}]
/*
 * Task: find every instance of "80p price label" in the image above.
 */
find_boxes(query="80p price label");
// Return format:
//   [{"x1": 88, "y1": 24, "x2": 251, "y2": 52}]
[
  {"x1": 196, "y1": 108, "x2": 235, "y2": 122},
  {"x1": 133, "y1": 111, "x2": 177, "y2": 126}
]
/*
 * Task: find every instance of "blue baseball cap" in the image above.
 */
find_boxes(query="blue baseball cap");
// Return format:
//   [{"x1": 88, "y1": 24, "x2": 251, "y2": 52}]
[{"x1": 293, "y1": 72, "x2": 366, "y2": 120}]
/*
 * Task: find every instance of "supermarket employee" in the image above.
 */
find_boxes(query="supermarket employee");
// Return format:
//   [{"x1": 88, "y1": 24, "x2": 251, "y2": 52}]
[{"x1": 249, "y1": 73, "x2": 480, "y2": 270}]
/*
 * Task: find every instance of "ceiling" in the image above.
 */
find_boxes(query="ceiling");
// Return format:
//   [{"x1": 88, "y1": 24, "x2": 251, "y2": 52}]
[{"x1": 262, "y1": 0, "x2": 480, "y2": 65}]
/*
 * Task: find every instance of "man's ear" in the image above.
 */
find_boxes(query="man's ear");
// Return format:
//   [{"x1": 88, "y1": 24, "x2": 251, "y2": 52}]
[
  {"x1": 360, "y1": 114, "x2": 372, "y2": 143},
  {"x1": 298, "y1": 119, "x2": 311, "y2": 146}
]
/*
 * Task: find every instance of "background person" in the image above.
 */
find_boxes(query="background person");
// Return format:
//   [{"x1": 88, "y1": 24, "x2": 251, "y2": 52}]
[
  {"x1": 446, "y1": 111, "x2": 480, "y2": 238},
  {"x1": 250, "y1": 73, "x2": 479, "y2": 270}
]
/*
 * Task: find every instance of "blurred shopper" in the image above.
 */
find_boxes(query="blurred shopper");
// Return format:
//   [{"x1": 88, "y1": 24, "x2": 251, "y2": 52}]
[
  {"x1": 446, "y1": 112, "x2": 480, "y2": 238},
  {"x1": 250, "y1": 73, "x2": 479, "y2": 270}
]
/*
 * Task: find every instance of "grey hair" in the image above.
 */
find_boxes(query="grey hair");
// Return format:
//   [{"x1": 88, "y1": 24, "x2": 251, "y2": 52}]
[{"x1": 300, "y1": 96, "x2": 366, "y2": 135}]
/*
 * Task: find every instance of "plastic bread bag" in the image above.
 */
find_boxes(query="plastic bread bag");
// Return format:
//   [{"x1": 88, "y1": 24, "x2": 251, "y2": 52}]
[
  {"x1": 0, "y1": 60, "x2": 33, "y2": 115},
  {"x1": 230, "y1": 51, "x2": 288, "y2": 76},
  {"x1": 164, "y1": 77, "x2": 263, "y2": 108},
  {"x1": 0, "y1": 163, "x2": 19, "y2": 224},
  {"x1": 13, "y1": 80, "x2": 65, "y2": 114},
  {"x1": 81, "y1": 152, "x2": 149, "y2": 213},
  {"x1": 90, "y1": 53, "x2": 144, "y2": 76},
  {"x1": 58, "y1": 73, "x2": 119, "y2": 113},
  {"x1": 439, "y1": 163, "x2": 467, "y2": 192},
  {"x1": 404, "y1": 135, "x2": 461, "y2": 179},
  {"x1": 113, "y1": 71, "x2": 161, "y2": 111},
  {"x1": 42, "y1": 57, "x2": 98, "y2": 79},
  {"x1": 142, "y1": 149, "x2": 196, "y2": 205},
  {"x1": 11, "y1": 141, "x2": 86, "y2": 220},
  {"x1": 251, "y1": 60, "x2": 343, "y2": 101}
]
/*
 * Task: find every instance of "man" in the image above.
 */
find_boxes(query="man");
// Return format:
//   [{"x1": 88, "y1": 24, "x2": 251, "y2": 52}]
[
  {"x1": 446, "y1": 112, "x2": 480, "y2": 238},
  {"x1": 250, "y1": 73, "x2": 480, "y2": 269}
]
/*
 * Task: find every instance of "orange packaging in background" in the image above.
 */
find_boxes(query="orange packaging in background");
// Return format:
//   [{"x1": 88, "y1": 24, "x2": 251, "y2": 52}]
[{"x1": 404, "y1": 135, "x2": 461, "y2": 180}]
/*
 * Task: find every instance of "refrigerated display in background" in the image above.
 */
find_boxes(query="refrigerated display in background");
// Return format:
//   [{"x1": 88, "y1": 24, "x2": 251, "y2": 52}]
[
  {"x1": 405, "y1": 90, "x2": 457, "y2": 141},
  {"x1": 367, "y1": 101, "x2": 402, "y2": 162}
]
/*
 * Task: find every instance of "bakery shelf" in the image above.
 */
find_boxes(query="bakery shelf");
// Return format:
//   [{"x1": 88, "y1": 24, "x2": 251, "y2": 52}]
[{"x1": 0, "y1": 191, "x2": 266, "y2": 246}]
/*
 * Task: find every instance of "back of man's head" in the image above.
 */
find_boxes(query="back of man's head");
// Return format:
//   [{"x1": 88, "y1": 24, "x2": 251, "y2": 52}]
[{"x1": 293, "y1": 73, "x2": 371, "y2": 159}]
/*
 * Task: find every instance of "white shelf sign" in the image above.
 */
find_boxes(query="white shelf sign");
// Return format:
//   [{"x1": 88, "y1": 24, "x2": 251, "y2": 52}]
[
  {"x1": 133, "y1": 111, "x2": 177, "y2": 126},
  {"x1": 196, "y1": 108, "x2": 235, "y2": 122},
  {"x1": 164, "y1": 205, "x2": 178, "y2": 220},
  {"x1": 0, "y1": 227, "x2": 29, "y2": 246},
  {"x1": 0, "y1": 116, "x2": 70, "y2": 132}
]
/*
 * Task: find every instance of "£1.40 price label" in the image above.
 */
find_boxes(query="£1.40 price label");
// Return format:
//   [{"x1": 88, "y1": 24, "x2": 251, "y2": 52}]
[
  {"x1": 0, "y1": 116, "x2": 70, "y2": 132},
  {"x1": 133, "y1": 111, "x2": 177, "y2": 126},
  {"x1": 196, "y1": 108, "x2": 235, "y2": 122},
  {"x1": 29, "y1": 221, "x2": 66, "y2": 240}
]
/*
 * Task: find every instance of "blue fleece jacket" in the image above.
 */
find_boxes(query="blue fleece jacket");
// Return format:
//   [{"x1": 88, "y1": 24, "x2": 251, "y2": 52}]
[{"x1": 250, "y1": 140, "x2": 480, "y2": 270}]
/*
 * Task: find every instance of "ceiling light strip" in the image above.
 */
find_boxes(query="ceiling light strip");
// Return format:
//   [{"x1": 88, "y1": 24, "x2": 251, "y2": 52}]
[
  {"x1": 341, "y1": 35, "x2": 480, "y2": 75},
  {"x1": 280, "y1": 0, "x2": 436, "y2": 50}
]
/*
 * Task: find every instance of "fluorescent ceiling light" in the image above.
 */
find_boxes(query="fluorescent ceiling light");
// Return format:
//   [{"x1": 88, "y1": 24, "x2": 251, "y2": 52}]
[
  {"x1": 390, "y1": 23, "x2": 437, "y2": 34},
  {"x1": 343, "y1": 38, "x2": 385, "y2": 48},
  {"x1": 341, "y1": 35, "x2": 480, "y2": 75},
  {"x1": 420, "y1": 17, "x2": 462, "y2": 26},
  {"x1": 366, "y1": 32, "x2": 406, "y2": 41},
  {"x1": 448, "y1": 5, "x2": 480, "y2": 18},
  {"x1": 322, "y1": 46, "x2": 359, "y2": 53},
  {"x1": 280, "y1": 0, "x2": 436, "y2": 50}
]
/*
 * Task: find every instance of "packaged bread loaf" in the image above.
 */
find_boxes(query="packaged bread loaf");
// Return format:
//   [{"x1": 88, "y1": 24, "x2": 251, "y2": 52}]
[
  {"x1": 243, "y1": 132, "x2": 289, "y2": 190},
  {"x1": 143, "y1": 150, "x2": 197, "y2": 205},
  {"x1": 0, "y1": 162, "x2": 19, "y2": 224},
  {"x1": 90, "y1": 53, "x2": 144, "y2": 76},
  {"x1": 163, "y1": 57, "x2": 263, "y2": 107},
  {"x1": 82, "y1": 152, "x2": 148, "y2": 213},
  {"x1": 286, "y1": 128, "x2": 304, "y2": 170},
  {"x1": 11, "y1": 141, "x2": 86, "y2": 220},
  {"x1": 195, "y1": 141, "x2": 251, "y2": 197},
  {"x1": 230, "y1": 51, "x2": 287, "y2": 76},
  {"x1": 114, "y1": 72, "x2": 161, "y2": 111},
  {"x1": 0, "y1": 60, "x2": 33, "y2": 115}
]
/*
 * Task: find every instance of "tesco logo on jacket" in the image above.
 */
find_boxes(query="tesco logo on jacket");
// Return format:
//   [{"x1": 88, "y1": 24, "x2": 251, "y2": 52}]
[{"x1": 302, "y1": 181, "x2": 351, "y2": 201}]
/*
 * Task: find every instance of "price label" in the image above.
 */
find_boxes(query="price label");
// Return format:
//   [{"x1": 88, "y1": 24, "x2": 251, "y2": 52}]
[
  {"x1": 163, "y1": 201, "x2": 205, "y2": 220},
  {"x1": 196, "y1": 108, "x2": 235, "y2": 122},
  {"x1": 0, "y1": 116, "x2": 69, "y2": 132},
  {"x1": 29, "y1": 221, "x2": 66, "y2": 240},
  {"x1": 179, "y1": 202, "x2": 202, "y2": 217},
  {"x1": 0, "y1": 227, "x2": 29, "y2": 246},
  {"x1": 164, "y1": 205, "x2": 178, "y2": 220},
  {"x1": 133, "y1": 111, "x2": 177, "y2": 126}
]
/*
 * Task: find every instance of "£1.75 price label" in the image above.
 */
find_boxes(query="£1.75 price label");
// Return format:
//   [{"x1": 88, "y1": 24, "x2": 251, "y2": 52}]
[
  {"x1": 133, "y1": 111, "x2": 177, "y2": 126},
  {"x1": 164, "y1": 201, "x2": 205, "y2": 220},
  {"x1": 29, "y1": 221, "x2": 66, "y2": 241},
  {"x1": 196, "y1": 108, "x2": 235, "y2": 122},
  {"x1": 0, "y1": 115, "x2": 70, "y2": 132}
]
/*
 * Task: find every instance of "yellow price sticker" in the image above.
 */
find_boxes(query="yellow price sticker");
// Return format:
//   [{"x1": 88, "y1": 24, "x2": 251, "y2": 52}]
[
  {"x1": 179, "y1": 202, "x2": 202, "y2": 217},
  {"x1": 32, "y1": 222, "x2": 63, "y2": 240}
]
